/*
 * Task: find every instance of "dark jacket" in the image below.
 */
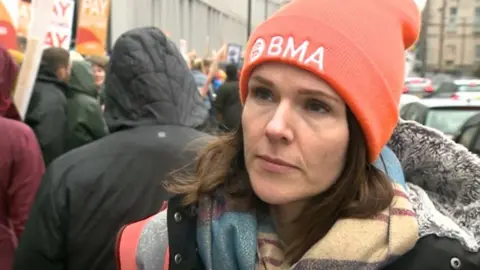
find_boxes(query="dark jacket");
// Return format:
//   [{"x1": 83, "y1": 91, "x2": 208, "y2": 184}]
[
  {"x1": 13, "y1": 27, "x2": 210, "y2": 270},
  {"x1": 98, "y1": 84, "x2": 106, "y2": 106},
  {"x1": 214, "y1": 80, "x2": 242, "y2": 131},
  {"x1": 25, "y1": 64, "x2": 68, "y2": 166},
  {"x1": 65, "y1": 61, "x2": 108, "y2": 152},
  {"x1": 0, "y1": 46, "x2": 44, "y2": 270}
]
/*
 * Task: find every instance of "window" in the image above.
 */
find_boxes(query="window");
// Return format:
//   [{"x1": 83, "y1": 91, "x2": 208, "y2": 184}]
[
  {"x1": 450, "y1": 7, "x2": 458, "y2": 21},
  {"x1": 411, "y1": 106, "x2": 428, "y2": 124},
  {"x1": 472, "y1": 131, "x2": 480, "y2": 155},
  {"x1": 475, "y1": 7, "x2": 480, "y2": 33},
  {"x1": 458, "y1": 126, "x2": 479, "y2": 148},
  {"x1": 476, "y1": 7, "x2": 480, "y2": 25},
  {"x1": 425, "y1": 109, "x2": 480, "y2": 135},
  {"x1": 476, "y1": 45, "x2": 480, "y2": 59},
  {"x1": 448, "y1": 7, "x2": 458, "y2": 32},
  {"x1": 458, "y1": 85, "x2": 480, "y2": 92},
  {"x1": 400, "y1": 104, "x2": 415, "y2": 120},
  {"x1": 437, "y1": 82, "x2": 457, "y2": 93},
  {"x1": 400, "y1": 103, "x2": 427, "y2": 124}
]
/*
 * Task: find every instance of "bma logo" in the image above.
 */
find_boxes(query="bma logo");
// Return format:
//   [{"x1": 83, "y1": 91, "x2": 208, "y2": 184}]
[
  {"x1": 250, "y1": 38, "x2": 266, "y2": 62},
  {"x1": 249, "y1": 36, "x2": 325, "y2": 71}
]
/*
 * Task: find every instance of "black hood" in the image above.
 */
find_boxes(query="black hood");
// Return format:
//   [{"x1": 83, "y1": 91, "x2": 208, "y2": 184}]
[{"x1": 103, "y1": 27, "x2": 209, "y2": 132}]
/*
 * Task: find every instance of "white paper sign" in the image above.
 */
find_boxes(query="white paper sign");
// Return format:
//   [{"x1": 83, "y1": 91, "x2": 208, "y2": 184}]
[
  {"x1": 227, "y1": 43, "x2": 242, "y2": 64},
  {"x1": 44, "y1": 0, "x2": 75, "y2": 49},
  {"x1": 14, "y1": 0, "x2": 56, "y2": 119},
  {"x1": 179, "y1": 39, "x2": 188, "y2": 55}
]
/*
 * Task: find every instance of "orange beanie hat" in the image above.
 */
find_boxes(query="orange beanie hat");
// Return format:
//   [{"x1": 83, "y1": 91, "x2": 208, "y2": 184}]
[{"x1": 239, "y1": 0, "x2": 421, "y2": 162}]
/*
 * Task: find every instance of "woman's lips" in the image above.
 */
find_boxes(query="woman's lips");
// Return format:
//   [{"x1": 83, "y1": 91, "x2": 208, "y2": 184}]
[{"x1": 257, "y1": 155, "x2": 298, "y2": 173}]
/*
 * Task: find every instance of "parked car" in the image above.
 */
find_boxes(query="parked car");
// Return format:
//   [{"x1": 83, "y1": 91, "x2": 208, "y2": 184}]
[
  {"x1": 403, "y1": 77, "x2": 434, "y2": 98},
  {"x1": 399, "y1": 94, "x2": 422, "y2": 110},
  {"x1": 400, "y1": 99, "x2": 480, "y2": 138},
  {"x1": 428, "y1": 79, "x2": 480, "y2": 101},
  {"x1": 454, "y1": 112, "x2": 480, "y2": 155}
]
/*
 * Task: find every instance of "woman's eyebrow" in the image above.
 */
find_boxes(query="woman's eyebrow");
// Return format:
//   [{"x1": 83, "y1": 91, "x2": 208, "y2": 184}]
[
  {"x1": 297, "y1": 89, "x2": 341, "y2": 104},
  {"x1": 250, "y1": 75, "x2": 274, "y2": 87},
  {"x1": 250, "y1": 74, "x2": 340, "y2": 103}
]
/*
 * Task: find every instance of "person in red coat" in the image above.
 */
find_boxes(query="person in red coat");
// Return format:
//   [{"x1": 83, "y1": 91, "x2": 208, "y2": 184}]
[{"x1": 0, "y1": 45, "x2": 44, "y2": 269}]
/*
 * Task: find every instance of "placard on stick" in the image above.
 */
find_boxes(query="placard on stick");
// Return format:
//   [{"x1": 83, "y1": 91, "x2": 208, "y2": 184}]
[{"x1": 226, "y1": 43, "x2": 242, "y2": 64}]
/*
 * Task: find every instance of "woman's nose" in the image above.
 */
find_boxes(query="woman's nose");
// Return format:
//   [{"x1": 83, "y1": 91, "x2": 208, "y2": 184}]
[{"x1": 265, "y1": 104, "x2": 294, "y2": 143}]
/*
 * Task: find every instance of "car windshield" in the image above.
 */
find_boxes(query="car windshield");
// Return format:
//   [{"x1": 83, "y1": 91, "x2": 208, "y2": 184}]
[
  {"x1": 436, "y1": 82, "x2": 457, "y2": 92},
  {"x1": 425, "y1": 109, "x2": 480, "y2": 134},
  {"x1": 457, "y1": 84, "x2": 480, "y2": 92}
]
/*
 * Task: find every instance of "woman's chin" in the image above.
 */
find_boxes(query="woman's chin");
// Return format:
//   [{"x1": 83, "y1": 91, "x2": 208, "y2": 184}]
[{"x1": 252, "y1": 183, "x2": 297, "y2": 205}]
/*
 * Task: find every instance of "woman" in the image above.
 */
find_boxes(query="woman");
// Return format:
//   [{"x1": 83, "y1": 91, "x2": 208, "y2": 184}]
[
  {"x1": 117, "y1": 0, "x2": 480, "y2": 269},
  {"x1": 86, "y1": 55, "x2": 108, "y2": 107}
]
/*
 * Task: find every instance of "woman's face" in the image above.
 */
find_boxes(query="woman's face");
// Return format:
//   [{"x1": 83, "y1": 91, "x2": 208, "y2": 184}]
[
  {"x1": 92, "y1": 64, "x2": 105, "y2": 87},
  {"x1": 242, "y1": 62, "x2": 349, "y2": 206}
]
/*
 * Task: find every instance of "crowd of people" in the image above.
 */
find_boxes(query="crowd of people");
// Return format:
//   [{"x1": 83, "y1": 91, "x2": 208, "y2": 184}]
[
  {"x1": 1, "y1": 0, "x2": 480, "y2": 269},
  {"x1": 1, "y1": 27, "x2": 242, "y2": 270}
]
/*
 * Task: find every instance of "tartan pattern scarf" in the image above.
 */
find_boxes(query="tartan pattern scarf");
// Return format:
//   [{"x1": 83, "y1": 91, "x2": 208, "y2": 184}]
[{"x1": 196, "y1": 147, "x2": 419, "y2": 270}]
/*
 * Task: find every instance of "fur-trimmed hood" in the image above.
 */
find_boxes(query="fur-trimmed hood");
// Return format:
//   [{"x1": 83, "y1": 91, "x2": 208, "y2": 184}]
[{"x1": 388, "y1": 119, "x2": 480, "y2": 251}]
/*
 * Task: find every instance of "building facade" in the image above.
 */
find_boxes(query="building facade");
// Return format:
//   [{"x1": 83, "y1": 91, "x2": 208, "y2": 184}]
[
  {"x1": 424, "y1": 0, "x2": 480, "y2": 72},
  {"x1": 110, "y1": 0, "x2": 286, "y2": 55}
]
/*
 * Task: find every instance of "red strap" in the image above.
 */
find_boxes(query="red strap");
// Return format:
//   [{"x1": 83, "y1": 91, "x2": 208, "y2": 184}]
[
  {"x1": 163, "y1": 246, "x2": 170, "y2": 270},
  {"x1": 117, "y1": 218, "x2": 150, "y2": 270},
  {"x1": 162, "y1": 202, "x2": 170, "y2": 269},
  {"x1": 117, "y1": 201, "x2": 168, "y2": 270}
]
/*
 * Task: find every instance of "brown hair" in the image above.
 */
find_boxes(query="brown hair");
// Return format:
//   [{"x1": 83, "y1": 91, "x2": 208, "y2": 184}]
[
  {"x1": 167, "y1": 109, "x2": 394, "y2": 263},
  {"x1": 191, "y1": 59, "x2": 203, "y2": 70},
  {"x1": 41, "y1": 47, "x2": 70, "y2": 72},
  {"x1": 86, "y1": 55, "x2": 109, "y2": 70},
  {"x1": 201, "y1": 58, "x2": 212, "y2": 71}
]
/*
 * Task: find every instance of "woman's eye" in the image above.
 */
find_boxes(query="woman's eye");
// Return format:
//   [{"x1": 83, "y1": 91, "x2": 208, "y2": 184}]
[
  {"x1": 252, "y1": 87, "x2": 273, "y2": 101},
  {"x1": 305, "y1": 99, "x2": 329, "y2": 113}
]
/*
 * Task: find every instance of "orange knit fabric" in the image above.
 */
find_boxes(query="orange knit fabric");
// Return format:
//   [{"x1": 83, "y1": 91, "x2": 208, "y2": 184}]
[{"x1": 239, "y1": 0, "x2": 421, "y2": 162}]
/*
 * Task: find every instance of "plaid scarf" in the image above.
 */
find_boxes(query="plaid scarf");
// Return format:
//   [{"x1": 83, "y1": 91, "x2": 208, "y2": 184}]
[{"x1": 196, "y1": 147, "x2": 419, "y2": 270}]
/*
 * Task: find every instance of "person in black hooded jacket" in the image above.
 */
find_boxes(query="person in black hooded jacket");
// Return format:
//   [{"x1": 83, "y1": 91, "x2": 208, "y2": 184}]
[{"x1": 13, "y1": 27, "x2": 211, "y2": 270}]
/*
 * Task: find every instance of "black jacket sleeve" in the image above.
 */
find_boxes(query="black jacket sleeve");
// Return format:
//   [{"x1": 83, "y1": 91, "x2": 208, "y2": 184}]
[
  {"x1": 13, "y1": 164, "x2": 68, "y2": 270},
  {"x1": 26, "y1": 89, "x2": 68, "y2": 166}
]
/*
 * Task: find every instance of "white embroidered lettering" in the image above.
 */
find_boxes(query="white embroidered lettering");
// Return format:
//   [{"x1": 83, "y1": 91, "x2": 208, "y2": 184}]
[
  {"x1": 250, "y1": 38, "x2": 266, "y2": 62},
  {"x1": 304, "y1": 47, "x2": 325, "y2": 71},
  {"x1": 267, "y1": 36, "x2": 284, "y2": 56},
  {"x1": 282, "y1": 37, "x2": 309, "y2": 62},
  {"x1": 253, "y1": 36, "x2": 325, "y2": 71}
]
